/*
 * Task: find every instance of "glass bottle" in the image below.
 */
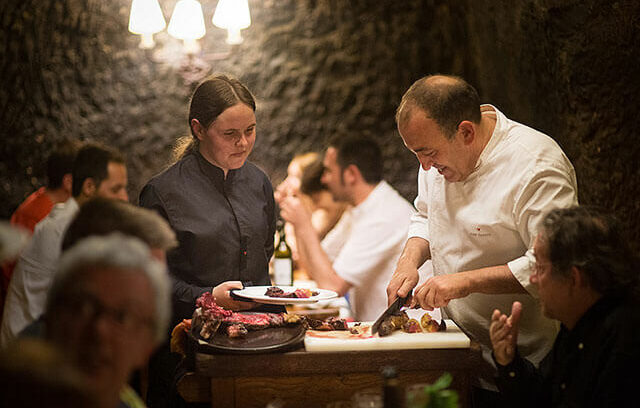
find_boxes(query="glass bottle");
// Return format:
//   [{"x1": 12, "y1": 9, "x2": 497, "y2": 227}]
[
  {"x1": 382, "y1": 366, "x2": 403, "y2": 408},
  {"x1": 273, "y1": 220, "x2": 293, "y2": 286}
]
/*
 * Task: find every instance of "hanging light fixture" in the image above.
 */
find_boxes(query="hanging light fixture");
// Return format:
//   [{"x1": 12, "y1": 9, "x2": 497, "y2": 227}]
[
  {"x1": 168, "y1": 0, "x2": 207, "y2": 54},
  {"x1": 128, "y1": 0, "x2": 167, "y2": 49},
  {"x1": 212, "y1": 0, "x2": 251, "y2": 45}
]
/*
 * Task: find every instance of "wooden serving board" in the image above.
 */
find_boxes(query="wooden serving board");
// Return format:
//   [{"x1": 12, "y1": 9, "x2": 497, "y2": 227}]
[{"x1": 304, "y1": 319, "x2": 470, "y2": 352}]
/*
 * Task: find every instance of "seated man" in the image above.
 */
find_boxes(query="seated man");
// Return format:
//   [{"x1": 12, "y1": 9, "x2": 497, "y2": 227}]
[
  {"x1": 1, "y1": 139, "x2": 78, "y2": 321},
  {"x1": 0, "y1": 144, "x2": 129, "y2": 347},
  {"x1": 45, "y1": 233, "x2": 170, "y2": 408},
  {"x1": 279, "y1": 134, "x2": 425, "y2": 321},
  {"x1": 490, "y1": 206, "x2": 640, "y2": 407}
]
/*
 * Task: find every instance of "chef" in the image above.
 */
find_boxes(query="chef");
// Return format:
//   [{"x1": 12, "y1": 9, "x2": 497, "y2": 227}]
[{"x1": 386, "y1": 74, "x2": 578, "y2": 404}]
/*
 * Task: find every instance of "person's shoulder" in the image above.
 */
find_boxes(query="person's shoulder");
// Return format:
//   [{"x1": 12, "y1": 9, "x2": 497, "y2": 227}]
[
  {"x1": 144, "y1": 155, "x2": 197, "y2": 189},
  {"x1": 241, "y1": 161, "x2": 272, "y2": 186},
  {"x1": 378, "y1": 181, "x2": 414, "y2": 210}
]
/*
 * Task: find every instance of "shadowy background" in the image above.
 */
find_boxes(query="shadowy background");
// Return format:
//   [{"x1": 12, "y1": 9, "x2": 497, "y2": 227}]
[{"x1": 1, "y1": 0, "x2": 638, "y2": 248}]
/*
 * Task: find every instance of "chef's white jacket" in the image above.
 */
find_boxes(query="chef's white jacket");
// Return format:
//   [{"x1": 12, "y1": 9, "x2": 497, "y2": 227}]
[{"x1": 408, "y1": 105, "x2": 578, "y2": 367}]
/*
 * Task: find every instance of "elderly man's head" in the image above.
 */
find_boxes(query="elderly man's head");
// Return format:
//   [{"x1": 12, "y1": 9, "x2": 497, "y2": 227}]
[
  {"x1": 45, "y1": 234, "x2": 170, "y2": 405},
  {"x1": 530, "y1": 206, "x2": 639, "y2": 326}
]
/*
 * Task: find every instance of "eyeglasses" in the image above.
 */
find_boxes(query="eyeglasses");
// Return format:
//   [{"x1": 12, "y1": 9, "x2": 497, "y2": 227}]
[{"x1": 61, "y1": 293, "x2": 154, "y2": 333}]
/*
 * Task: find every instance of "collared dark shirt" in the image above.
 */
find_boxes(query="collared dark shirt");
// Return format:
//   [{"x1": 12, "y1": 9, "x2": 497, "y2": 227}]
[
  {"x1": 140, "y1": 151, "x2": 276, "y2": 324},
  {"x1": 495, "y1": 295, "x2": 640, "y2": 407}
]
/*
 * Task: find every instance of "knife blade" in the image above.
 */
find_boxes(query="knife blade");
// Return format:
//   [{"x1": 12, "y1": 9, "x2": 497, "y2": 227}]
[{"x1": 371, "y1": 295, "x2": 407, "y2": 335}]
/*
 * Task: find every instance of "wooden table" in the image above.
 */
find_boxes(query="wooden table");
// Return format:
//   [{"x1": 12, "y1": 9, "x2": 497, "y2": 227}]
[{"x1": 178, "y1": 343, "x2": 482, "y2": 408}]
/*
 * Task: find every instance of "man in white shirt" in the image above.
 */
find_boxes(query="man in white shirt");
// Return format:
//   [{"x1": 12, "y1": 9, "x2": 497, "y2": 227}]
[
  {"x1": 0, "y1": 144, "x2": 129, "y2": 347},
  {"x1": 280, "y1": 135, "x2": 423, "y2": 321},
  {"x1": 386, "y1": 75, "x2": 578, "y2": 396}
]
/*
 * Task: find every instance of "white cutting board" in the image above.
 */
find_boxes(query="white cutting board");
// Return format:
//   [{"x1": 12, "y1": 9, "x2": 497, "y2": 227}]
[{"x1": 304, "y1": 319, "x2": 470, "y2": 352}]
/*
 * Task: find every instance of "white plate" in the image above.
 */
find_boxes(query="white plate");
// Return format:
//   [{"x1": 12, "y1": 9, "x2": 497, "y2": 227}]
[{"x1": 233, "y1": 286, "x2": 338, "y2": 305}]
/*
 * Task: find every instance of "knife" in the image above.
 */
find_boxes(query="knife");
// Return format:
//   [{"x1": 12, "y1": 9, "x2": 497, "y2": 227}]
[{"x1": 371, "y1": 295, "x2": 407, "y2": 335}]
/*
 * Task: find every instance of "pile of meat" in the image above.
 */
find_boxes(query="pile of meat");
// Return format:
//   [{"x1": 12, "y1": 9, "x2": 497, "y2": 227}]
[
  {"x1": 191, "y1": 292, "x2": 348, "y2": 339},
  {"x1": 192, "y1": 292, "x2": 298, "y2": 339},
  {"x1": 264, "y1": 286, "x2": 319, "y2": 298},
  {"x1": 378, "y1": 310, "x2": 447, "y2": 337}
]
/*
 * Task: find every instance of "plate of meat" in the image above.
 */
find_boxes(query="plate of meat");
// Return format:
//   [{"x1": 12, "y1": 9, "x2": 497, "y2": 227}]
[
  {"x1": 190, "y1": 292, "x2": 307, "y2": 354},
  {"x1": 231, "y1": 285, "x2": 338, "y2": 305}
]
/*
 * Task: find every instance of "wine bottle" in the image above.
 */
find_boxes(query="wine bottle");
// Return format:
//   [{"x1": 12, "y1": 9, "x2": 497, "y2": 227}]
[
  {"x1": 382, "y1": 366, "x2": 403, "y2": 408},
  {"x1": 273, "y1": 220, "x2": 293, "y2": 286}
]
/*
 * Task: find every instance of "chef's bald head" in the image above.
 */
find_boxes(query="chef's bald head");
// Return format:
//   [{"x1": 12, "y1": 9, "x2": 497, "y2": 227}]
[{"x1": 396, "y1": 74, "x2": 482, "y2": 140}]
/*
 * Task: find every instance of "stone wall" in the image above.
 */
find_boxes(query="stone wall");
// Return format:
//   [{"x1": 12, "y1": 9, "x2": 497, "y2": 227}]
[{"x1": 1, "y1": 0, "x2": 639, "y2": 247}]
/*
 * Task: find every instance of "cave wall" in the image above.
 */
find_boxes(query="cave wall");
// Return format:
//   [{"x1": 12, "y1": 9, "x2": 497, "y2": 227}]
[{"x1": 1, "y1": 0, "x2": 638, "y2": 246}]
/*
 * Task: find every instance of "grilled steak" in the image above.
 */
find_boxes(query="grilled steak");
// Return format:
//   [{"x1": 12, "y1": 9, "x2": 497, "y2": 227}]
[{"x1": 192, "y1": 292, "x2": 295, "y2": 338}]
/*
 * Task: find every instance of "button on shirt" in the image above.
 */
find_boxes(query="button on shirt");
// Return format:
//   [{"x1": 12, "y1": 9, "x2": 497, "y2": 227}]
[
  {"x1": 322, "y1": 181, "x2": 423, "y2": 322},
  {"x1": 0, "y1": 197, "x2": 79, "y2": 347},
  {"x1": 408, "y1": 105, "x2": 578, "y2": 365}
]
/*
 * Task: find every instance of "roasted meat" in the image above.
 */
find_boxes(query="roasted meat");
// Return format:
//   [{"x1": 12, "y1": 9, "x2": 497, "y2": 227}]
[
  {"x1": 191, "y1": 292, "x2": 300, "y2": 339},
  {"x1": 264, "y1": 286, "x2": 319, "y2": 298},
  {"x1": 307, "y1": 317, "x2": 349, "y2": 331}
]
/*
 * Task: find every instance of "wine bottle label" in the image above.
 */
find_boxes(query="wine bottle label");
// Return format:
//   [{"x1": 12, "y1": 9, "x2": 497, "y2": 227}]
[{"x1": 273, "y1": 258, "x2": 293, "y2": 286}]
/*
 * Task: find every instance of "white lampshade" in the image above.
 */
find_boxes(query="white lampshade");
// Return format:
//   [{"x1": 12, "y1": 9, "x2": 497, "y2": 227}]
[
  {"x1": 168, "y1": 0, "x2": 207, "y2": 41},
  {"x1": 128, "y1": 0, "x2": 166, "y2": 48},
  {"x1": 212, "y1": 0, "x2": 251, "y2": 44}
]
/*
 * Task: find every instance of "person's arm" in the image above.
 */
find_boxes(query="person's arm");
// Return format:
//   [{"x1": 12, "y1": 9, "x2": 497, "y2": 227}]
[
  {"x1": 386, "y1": 237, "x2": 431, "y2": 305},
  {"x1": 413, "y1": 264, "x2": 526, "y2": 310},
  {"x1": 491, "y1": 301, "x2": 549, "y2": 407},
  {"x1": 279, "y1": 196, "x2": 350, "y2": 295}
]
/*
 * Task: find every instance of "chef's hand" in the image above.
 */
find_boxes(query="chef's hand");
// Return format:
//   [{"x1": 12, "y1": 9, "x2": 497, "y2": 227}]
[
  {"x1": 386, "y1": 261, "x2": 419, "y2": 306},
  {"x1": 412, "y1": 272, "x2": 472, "y2": 310},
  {"x1": 490, "y1": 301, "x2": 522, "y2": 366},
  {"x1": 212, "y1": 281, "x2": 256, "y2": 311},
  {"x1": 279, "y1": 195, "x2": 312, "y2": 229}
]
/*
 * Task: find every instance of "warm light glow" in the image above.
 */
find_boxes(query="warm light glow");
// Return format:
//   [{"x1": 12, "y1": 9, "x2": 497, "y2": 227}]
[
  {"x1": 128, "y1": 0, "x2": 166, "y2": 48},
  {"x1": 168, "y1": 0, "x2": 206, "y2": 41},
  {"x1": 212, "y1": 0, "x2": 251, "y2": 44}
]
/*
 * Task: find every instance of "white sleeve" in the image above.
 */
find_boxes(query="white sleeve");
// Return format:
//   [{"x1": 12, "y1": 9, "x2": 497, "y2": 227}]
[
  {"x1": 407, "y1": 167, "x2": 430, "y2": 241},
  {"x1": 508, "y1": 164, "x2": 578, "y2": 295}
]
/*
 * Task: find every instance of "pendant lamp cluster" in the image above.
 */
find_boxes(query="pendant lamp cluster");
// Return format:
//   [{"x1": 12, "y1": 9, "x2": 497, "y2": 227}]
[{"x1": 128, "y1": 0, "x2": 251, "y2": 53}]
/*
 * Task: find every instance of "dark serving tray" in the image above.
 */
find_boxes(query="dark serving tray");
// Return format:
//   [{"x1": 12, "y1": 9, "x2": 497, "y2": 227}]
[{"x1": 188, "y1": 324, "x2": 306, "y2": 355}]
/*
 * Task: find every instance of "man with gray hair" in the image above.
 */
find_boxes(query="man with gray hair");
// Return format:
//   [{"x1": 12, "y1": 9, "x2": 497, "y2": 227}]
[{"x1": 45, "y1": 233, "x2": 170, "y2": 408}]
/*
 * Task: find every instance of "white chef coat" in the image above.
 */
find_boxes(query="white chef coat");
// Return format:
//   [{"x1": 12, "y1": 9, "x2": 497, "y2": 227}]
[
  {"x1": 0, "y1": 197, "x2": 79, "y2": 347},
  {"x1": 408, "y1": 105, "x2": 578, "y2": 366},
  {"x1": 321, "y1": 181, "x2": 419, "y2": 322}
]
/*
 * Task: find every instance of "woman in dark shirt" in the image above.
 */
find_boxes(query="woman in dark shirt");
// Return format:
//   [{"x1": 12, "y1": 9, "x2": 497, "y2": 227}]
[{"x1": 140, "y1": 74, "x2": 276, "y2": 326}]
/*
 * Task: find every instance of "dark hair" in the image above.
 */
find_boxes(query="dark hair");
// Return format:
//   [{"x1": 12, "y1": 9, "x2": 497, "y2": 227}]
[
  {"x1": 396, "y1": 74, "x2": 482, "y2": 139},
  {"x1": 46, "y1": 139, "x2": 80, "y2": 189},
  {"x1": 300, "y1": 156, "x2": 326, "y2": 195},
  {"x1": 540, "y1": 206, "x2": 640, "y2": 298},
  {"x1": 328, "y1": 133, "x2": 383, "y2": 184},
  {"x1": 174, "y1": 74, "x2": 256, "y2": 160},
  {"x1": 71, "y1": 144, "x2": 125, "y2": 197},
  {"x1": 62, "y1": 197, "x2": 177, "y2": 251}
]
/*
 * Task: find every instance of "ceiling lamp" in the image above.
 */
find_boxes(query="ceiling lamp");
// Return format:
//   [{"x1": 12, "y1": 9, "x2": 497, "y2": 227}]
[
  {"x1": 212, "y1": 0, "x2": 251, "y2": 45},
  {"x1": 168, "y1": 0, "x2": 207, "y2": 54},
  {"x1": 128, "y1": 0, "x2": 167, "y2": 49}
]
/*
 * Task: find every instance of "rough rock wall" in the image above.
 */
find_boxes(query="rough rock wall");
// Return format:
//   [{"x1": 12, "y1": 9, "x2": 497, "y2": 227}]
[{"x1": 1, "y1": 0, "x2": 639, "y2": 246}]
